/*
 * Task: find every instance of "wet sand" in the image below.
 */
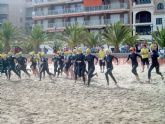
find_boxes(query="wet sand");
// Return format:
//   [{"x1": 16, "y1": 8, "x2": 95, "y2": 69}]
[{"x1": 0, "y1": 64, "x2": 165, "y2": 124}]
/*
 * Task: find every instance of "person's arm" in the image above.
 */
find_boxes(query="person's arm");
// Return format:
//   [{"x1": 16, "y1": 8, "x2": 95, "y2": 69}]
[
  {"x1": 125, "y1": 55, "x2": 130, "y2": 63},
  {"x1": 113, "y1": 56, "x2": 119, "y2": 65},
  {"x1": 94, "y1": 55, "x2": 98, "y2": 63}
]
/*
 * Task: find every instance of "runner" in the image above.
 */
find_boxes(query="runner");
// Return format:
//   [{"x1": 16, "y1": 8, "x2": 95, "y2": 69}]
[
  {"x1": 74, "y1": 47, "x2": 86, "y2": 84},
  {"x1": 104, "y1": 49, "x2": 118, "y2": 85},
  {"x1": 85, "y1": 48, "x2": 98, "y2": 86},
  {"x1": 16, "y1": 52, "x2": 30, "y2": 78},
  {"x1": 148, "y1": 45, "x2": 164, "y2": 83},
  {"x1": 126, "y1": 47, "x2": 142, "y2": 81}
]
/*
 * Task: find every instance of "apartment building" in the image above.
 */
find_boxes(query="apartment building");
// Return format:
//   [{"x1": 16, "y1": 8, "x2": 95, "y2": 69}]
[
  {"x1": 25, "y1": 0, "x2": 33, "y2": 30},
  {"x1": 32, "y1": 0, "x2": 132, "y2": 32},
  {"x1": 133, "y1": 0, "x2": 165, "y2": 41},
  {"x1": 0, "y1": 0, "x2": 9, "y2": 25}
]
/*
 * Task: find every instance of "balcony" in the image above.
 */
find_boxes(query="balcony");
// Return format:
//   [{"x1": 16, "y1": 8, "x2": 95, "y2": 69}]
[
  {"x1": 0, "y1": 8, "x2": 8, "y2": 14},
  {"x1": 33, "y1": 0, "x2": 83, "y2": 7},
  {"x1": 0, "y1": 0, "x2": 8, "y2": 4},
  {"x1": 33, "y1": 3, "x2": 129, "y2": 18},
  {"x1": 38, "y1": 18, "x2": 128, "y2": 31}
]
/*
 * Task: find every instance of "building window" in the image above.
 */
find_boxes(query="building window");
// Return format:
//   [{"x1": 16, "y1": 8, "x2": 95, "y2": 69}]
[
  {"x1": 156, "y1": 18, "x2": 162, "y2": 25},
  {"x1": 136, "y1": 11, "x2": 151, "y2": 23},
  {"x1": 135, "y1": 0, "x2": 151, "y2": 4},
  {"x1": 157, "y1": 3, "x2": 164, "y2": 10},
  {"x1": 136, "y1": 25, "x2": 151, "y2": 35}
]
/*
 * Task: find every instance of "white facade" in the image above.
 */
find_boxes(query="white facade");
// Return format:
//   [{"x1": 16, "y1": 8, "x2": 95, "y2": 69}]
[{"x1": 133, "y1": 0, "x2": 165, "y2": 41}]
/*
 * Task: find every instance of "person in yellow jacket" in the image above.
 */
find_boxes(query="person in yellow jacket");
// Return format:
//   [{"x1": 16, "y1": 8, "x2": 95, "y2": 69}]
[
  {"x1": 98, "y1": 46, "x2": 106, "y2": 73},
  {"x1": 140, "y1": 44, "x2": 149, "y2": 72}
]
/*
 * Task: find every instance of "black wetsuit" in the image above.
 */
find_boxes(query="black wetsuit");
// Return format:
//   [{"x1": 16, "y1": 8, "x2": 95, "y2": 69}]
[
  {"x1": 17, "y1": 56, "x2": 30, "y2": 77},
  {"x1": 52, "y1": 56, "x2": 59, "y2": 76},
  {"x1": 2, "y1": 58, "x2": 9, "y2": 78},
  {"x1": 57, "y1": 55, "x2": 64, "y2": 76},
  {"x1": 30, "y1": 56, "x2": 37, "y2": 70},
  {"x1": 7, "y1": 56, "x2": 21, "y2": 80},
  {"x1": 126, "y1": 53, "x2": 142, "y2": 76},
  {"x1": 0, "y1": 58, "x2": 3, "y2": 76},
  {"x1": 104, "y1": 55, "x2": 118, "y2": 85},
  {"x1": 85, "y1": 54, "x2": 98, "y2": 86},
  {"x1": 39, "y1": 57, "x2": 53, "y2": 80},
  {"x1": 148, "y1": 50, "x2": 163, "y2": 80},
  {"x1": 74, "y1": 53, "x2": 86, "y2": 83},
  {"x1": 64, "y1": 55, "x2": 72, "y2": 72}
]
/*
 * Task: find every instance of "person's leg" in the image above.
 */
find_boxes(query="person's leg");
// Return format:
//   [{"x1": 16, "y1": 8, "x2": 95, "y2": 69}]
[
  {"x1": 102, "y1": 62, "x2": 105, "y2": 73},
  {"x1": 142, "y1": 59, "x2": 145, "y2": 72},
  {"x1": 148, "y1": 64, "x2": 154, "y2": 82},
  {"x1": 155, "y1": 65, "x2": 164, "y2": 79},
  {"x1": 54, "y1": 65, "x2": 58, "y2": 77},
  {"x1": 99, "y1": 60, "x2": 102, "y2": 72},
  {"x1": 21, "y1": 65, "x2": 30, "y2": 77},
  {"x1": 87, "y1": 68, "x2": 93, "y2": 86},
  {"x1": 69, "y1": 65, "x2": 74, "y2": 79},
  {"x1": 82, "y1": 67, "x2": 86, "y2": 85},
  {"x1": 132, "y1": 65, "x2": 139, "y2": 80},
  {"x1": 109, "y1": 70, "x2": 117, "y2": 85},
  {"x1": 12, "y1": 67, "x2": 21, "y2": 79},
  {"x1": 8, "y1": 68, "x2": 11, "y2": 80},
  {"x1": 105, "y1": 69, "x2": 110, "y2": 85}
]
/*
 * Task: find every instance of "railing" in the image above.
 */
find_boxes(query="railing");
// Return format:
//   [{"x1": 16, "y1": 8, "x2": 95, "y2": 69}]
[
  {"x1": 0, "y1": 8, "x2": 8, "y2": 14},
  {"x1": 46, "y1": 18, "x2": 128, "y2": 29},
  {"x1": 0, "y1": 0, "x2": 8, "y2": 4},
  {"x1": 33, "y1": 0, "x2": 82, "y2": 4},
  {"x1": 34, "y1": 3, "x2": 128, "y2": 16}
]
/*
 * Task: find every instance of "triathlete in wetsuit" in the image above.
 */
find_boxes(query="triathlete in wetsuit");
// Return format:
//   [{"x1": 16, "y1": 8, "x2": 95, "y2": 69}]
[
  {"x1": 30, "y1": 52, "x2": 38, "y2": 76},
  {"x1": 39, "y1": 53, "x2": 54, "y2": 81},
  {"x1": 16, "y1": 52, "x2": 30, "y2": 77},
  {"x1": 57, "y1": 52, "x2": 64, "y2": 76},
  {"x1": 104, "y1": 49, "x2": 118, "y2": 85},
  {"x1": 7, "y1": 53, "x2": 21, "y2": 80},
  {"x1": 52, "y1": 53, "x2": 59, "y2": 77},
  {"x1": 74, "y1": 47, "x2": 86, "y2": 84},
  {"x1": 85, "y1": 48, "x2": 98, "y2": 86},
  {"x1": 126, "y1": 47, "x2": 142, "y2": 80},
  {"x1": 148, "y1": 46, "x2": 164, "y2": 83}
]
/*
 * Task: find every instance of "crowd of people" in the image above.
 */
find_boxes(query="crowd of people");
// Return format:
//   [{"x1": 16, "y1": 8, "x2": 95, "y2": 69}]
[{"x1": 0, "y1": 43, "x2": 164, "y2": 86}]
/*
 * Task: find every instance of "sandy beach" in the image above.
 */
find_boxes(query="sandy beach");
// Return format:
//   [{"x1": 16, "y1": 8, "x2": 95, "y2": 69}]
[{"x1": 0, "y1": 64, "x2": 165, "y2": 124}]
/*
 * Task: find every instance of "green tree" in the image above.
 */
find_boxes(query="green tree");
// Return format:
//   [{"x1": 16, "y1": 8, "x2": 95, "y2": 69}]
[
  {"x1": 0, "y1": 22, "x2": 17, "y2": 53},
  {"x1": 86, "y1": 32, "x2": 103, "y2": 48},
  {"x1": 63, "y1": 24, "x2": 87, "y2": 48},
  {"x1": 123, "y1": 33, "x2": 139, "y2": 46},
  {"x1": 103, "y1": 22, "x2": 132, "y2": 53},
  {"x1": 152, "y1": 27, "x2": 165, "y2": 48},
  {"x1": 29, "y1": 25, "x2": 48, "y2": 52}
]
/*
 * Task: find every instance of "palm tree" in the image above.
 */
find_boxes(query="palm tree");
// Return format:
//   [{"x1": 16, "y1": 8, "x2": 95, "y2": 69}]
[
  {"x1": 123, "y1": 33, "x2": 139, "y2": 47},
  {"x1": 29, "y1": 25, "x2": 48, "y2": 52},
  {"x1": 152, "y1": 27, "x2": 165, "y2": 48},
  {"x1": 103, "y1": 22, "x2": 132, "y2": 53},
  {"x1": 63, "y1": 24, "x2": 87, "y2": 48},
  {"x1": 0, "y1": 22, "x2": 17, "y2": 53},
  {"x1": 86, "y1": 32, "x2": 103, "y2": 48}
]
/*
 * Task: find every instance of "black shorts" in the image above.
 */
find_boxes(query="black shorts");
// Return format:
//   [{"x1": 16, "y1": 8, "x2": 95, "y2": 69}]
[
  {"x1": 142, "y1": 58, "x2": 149, "y2": 65},
  {"x1": 99, "y1": 60, "x2": 105, "y2": 66}
]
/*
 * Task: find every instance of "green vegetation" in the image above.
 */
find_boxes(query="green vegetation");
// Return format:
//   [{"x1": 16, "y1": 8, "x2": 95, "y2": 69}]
[
  {"x1": 153, "y1": 27, "x2": 165, "y2": 48},
  {"x1": 2, "y1": 21, "x2": 165, "y2": 53}
]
